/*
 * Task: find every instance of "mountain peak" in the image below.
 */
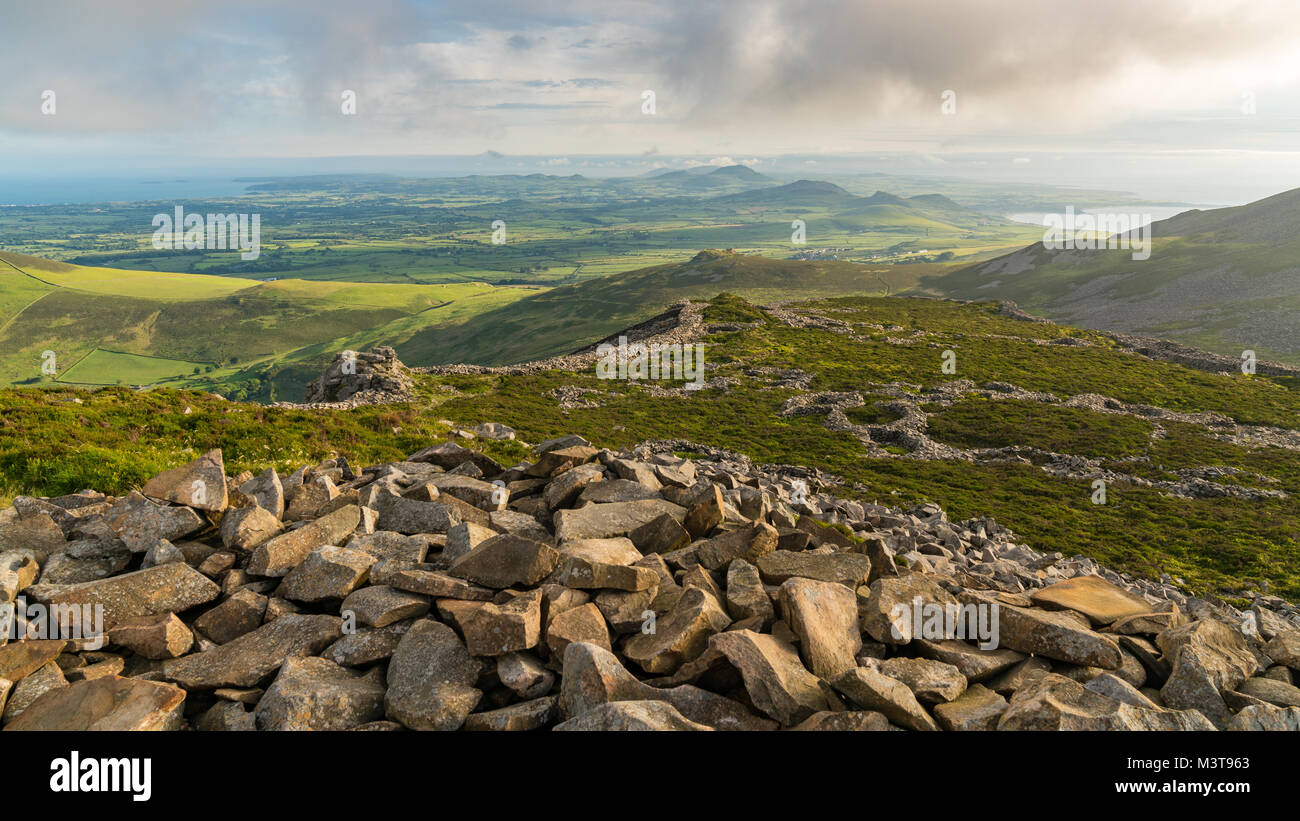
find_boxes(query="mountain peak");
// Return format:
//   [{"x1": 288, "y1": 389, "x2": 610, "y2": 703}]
[
  {"x1": 708, "y1": 164, "x2": 766, "y2": 179},
  {"x1": 906, "y1": 193, "x2": 963, "y2": 209},
  {"x1": 780, "y1": 179, "x2": 853, "y2": 196},
  {"x1": 689, "y1": 248, "x2": 739, "y2": 263},
  {"x1": 859, "y1": 190, "x2": 910, "y2": 207}
]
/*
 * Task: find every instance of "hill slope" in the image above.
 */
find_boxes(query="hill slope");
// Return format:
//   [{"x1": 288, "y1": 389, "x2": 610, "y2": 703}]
[
  {"x1": 0, "y1": 251, "x2": 534, "y2": 397},
  {"x1": 925, "y1": 187, "x2": 1300, "y2": 363},
  {"x1": 395, "y1": 250, "x2": 944, "y2": 366}
]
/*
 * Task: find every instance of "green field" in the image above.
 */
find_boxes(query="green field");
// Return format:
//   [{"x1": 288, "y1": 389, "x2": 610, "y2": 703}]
[
  {"x1": 58, "y1": 348, "x2": 216, "y2": 386},
  {"x1": 0, "y1": 168, "x2": 1057, "y2": 288}
]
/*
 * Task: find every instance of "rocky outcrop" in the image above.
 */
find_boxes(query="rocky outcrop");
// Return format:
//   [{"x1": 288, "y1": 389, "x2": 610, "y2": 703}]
[{"x1": 299, "y1": 346, "x2": 415, "y2": 407}]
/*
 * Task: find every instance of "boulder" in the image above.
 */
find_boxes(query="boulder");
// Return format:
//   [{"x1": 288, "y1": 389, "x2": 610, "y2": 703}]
[
  {"x1": 438, "y1": 589, "x2": 543, "y2": 656},
  {"x1": 757, "y1": 551, "x2": 872, "y2": 587},
  {"x1": 553, "y1": 499, "x2": 686, "y2": 542},
  {"x1": 108, "y1": 613, "x2": 193, "y2": 659},
  {"x1": 832, "y1": 666, "x2": 940, "y2": 731},
  {"x1": 932, "y1": 683, "x2": 1007, "y2": 731},
  {"x1": 279, "y1": 546, "x2": 375, "y2": 603},
  {"x1": 878, "y1": 657, "x2": 967, "y2": 704},
  {"x1": 447, "y1": 535, "x2": 559, "y2": 588},
  {"x1": 779, "y1": 577, "x2": 861, "y2": 680},
  {"x1": 106, "y1": 492, "x2": 204, "y2": 552},
  {"x1": 384, "y1": 620, "x2": 482, "y2": 731},
  {"x1": 999, "y1": 672, "x2": 1216, "y2": 731},
  {"x1": 340, "y1": 586, "x2": 431, "y2": 628},
  {"x1": 622, "y1": 586, "x2": 731, "y2": 674},
  {"x1": 238, "y1": 468, "x2": 285, "y2": 519},
  {"x1": 706, "y1": 630, "x2": 827, "y2": 726},
  {"x1": 247, "y1": 505, "x2": 361, "y2": 577},
  {"x1": 142, "y1": 449, "x2": 228, "y2": 512},
  {"x1": 254, "y1": 656, "x2": 386, "y2": 731},
  {"x1": 1157, "y1": 619, "x2": 1259, "y2": 727},
  {"x1": 555, "y1": 700, "x2": 712, "y2": 731}
]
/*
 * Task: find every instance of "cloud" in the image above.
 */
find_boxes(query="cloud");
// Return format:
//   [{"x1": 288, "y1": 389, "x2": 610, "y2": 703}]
[
  {"x1": 3, "y1": 0, "x2": 1300, "y2": 160},
  {"x1": 629, "y1": 0, "x2": 1300, "y2": 137},
  {"x1": 684, "y1": 156, "x2": 739, "y2": 167}
]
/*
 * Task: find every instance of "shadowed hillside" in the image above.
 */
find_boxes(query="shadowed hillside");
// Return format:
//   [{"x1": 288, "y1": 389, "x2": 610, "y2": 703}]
[{"x1": 924, "y1": 187, "x2": 1300, "y2": 364}]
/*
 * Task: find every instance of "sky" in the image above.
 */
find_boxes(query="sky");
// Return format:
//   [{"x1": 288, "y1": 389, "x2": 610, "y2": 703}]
[{"x1": 5, "y1": 0, "x2": 1300, "y2": 202}]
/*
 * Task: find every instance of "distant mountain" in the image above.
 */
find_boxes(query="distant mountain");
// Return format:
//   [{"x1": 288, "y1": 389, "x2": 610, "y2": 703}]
[
  {"x1": 853, "y1": 190, "x2": 910, "y2": 207},
  {"x1": 706, "y1": 164, "x2": 770, "y2": 181},
  {"x1": 714, "y1": 179, "x2": 855, "y2": 207},
  {"x1": 904, "y1": 193, "x2": 966, "y2": 211},
  {"x1": 638, "y1": 164, "x2": 774, "y2": 193},
  {"x1": 923, "y1": 186, "x2": 1300, "y2": 363}
]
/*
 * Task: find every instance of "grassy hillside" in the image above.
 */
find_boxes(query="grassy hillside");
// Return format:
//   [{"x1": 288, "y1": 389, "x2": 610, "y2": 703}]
[
  {"x1": 3, "y1": 293, "x2": 1298, "y2": 604},
  {"x1": 924, "y1": 187, "x2": 1300, "y2": 364},
  {"x1": 397, "y1": 250, "x2": 948, "y2": 365},
  {"x1": 0, "y1": 251, "x2": 535, "y2": 396},
  {"x1": 6, "y1": 250, "x2": 255, "y2": 298},
  {"x1": 0, "y1": 248, "x2": 971, "y2": 401}
]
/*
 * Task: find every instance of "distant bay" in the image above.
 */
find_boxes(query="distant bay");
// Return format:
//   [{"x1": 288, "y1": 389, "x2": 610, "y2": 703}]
[{"x1": 0, "y1": 176, "x2": 256, "y2": 206}]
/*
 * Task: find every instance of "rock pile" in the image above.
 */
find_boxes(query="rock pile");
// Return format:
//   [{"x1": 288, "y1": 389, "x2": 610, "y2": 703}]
[{"x1": 1, "y1": 432, "x2": 1297, "y2": 731}]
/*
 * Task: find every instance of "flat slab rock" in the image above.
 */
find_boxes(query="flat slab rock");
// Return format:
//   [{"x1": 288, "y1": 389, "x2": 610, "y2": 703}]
[
  {"x1": 1028, "y1": 574, "x2": 1154, "y2": 625},
  {"x1": 162, "y1": 614, "x2": 343, "y2": 689},
  {"x1": 39, "y1": 562, "x2": 220, "y2": 630},
  {"x1": 553, "y1": 500, "x2": 686, "y2": 542},
  {"x1": 247, "y1": 505, "x2": 361, "y2": 577},
  {"x1": 0, "y1": 640, "x2": 67, "y2": 683},
  {"x1": 4, "y1": 675, "x2": 186, "y2": 731}
]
